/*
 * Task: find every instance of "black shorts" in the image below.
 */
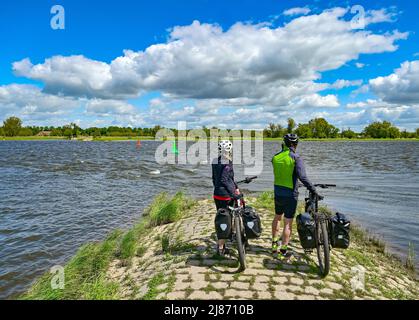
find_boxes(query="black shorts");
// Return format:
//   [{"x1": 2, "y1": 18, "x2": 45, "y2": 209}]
[
  {"x1": 274, "y1": 196, "x2": 298, "y2": 219},
  {"x1": 214, "y1": 198, "x2": 234, "y2": 211}
]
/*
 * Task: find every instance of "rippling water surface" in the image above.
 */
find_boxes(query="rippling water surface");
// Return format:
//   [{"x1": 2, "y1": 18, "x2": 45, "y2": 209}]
[{"x1": 0, "y1": 140, "x2": 418, "y2": 298}]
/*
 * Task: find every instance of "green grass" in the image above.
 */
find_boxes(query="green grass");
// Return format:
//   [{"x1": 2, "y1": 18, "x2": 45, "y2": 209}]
[
  {"x1": 343, "y1": 249, "x2": 376, "y2": 268},
  {"x1": 406, "y1": 242, "x2": 416, "y2": 271},
  {"x1": 349, "y1": 224, "x2": 386, "y2": 254},
  {"x1": 160, "y1": 233, "x2": 197, "y2": 254},
  {"x1": 142, "y1": 272, "x2": 166, "y2": 300},
  {"x1": 147, "y1": 192, "x2": 194, "y2": 227},
  {"x1": 22, "y1": 230, "x2": 122, "y2": 300},
  {"x1": 161, "y1": 234, "x2": 171, "y2": 253},
  {"x1": 119, "y1": 230, "x2": 137, "y2": 264},
  {"x1": 22, "y1": 191, "x2": 194, "y2": 300},
  {"x1": 118, "y1": 191, "x2": 193, "y2": 261},
  {"x1": 254, "y1": 191, "x2": 275, "y2": 210},
  {"x1": 0, "y1": 135, "x2": 156, "y2": 141},
  {"x1": 122, "y1": 137, "x2": 419, "y2": 142},
  {"x1": 92, "y1": 136, "x2": 155, "y2": 141},
  {"x1": 294, "y1": 138, "x2": 418, "y2": 142},
  {"x1": 2, "y1": 135, "x2": 417, "y2": 142},
  {"x1": 136, "y1": 245, "x2": 147, "y2": 257}
]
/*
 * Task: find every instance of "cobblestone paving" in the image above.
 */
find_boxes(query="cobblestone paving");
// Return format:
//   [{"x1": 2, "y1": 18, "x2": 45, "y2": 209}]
[{"x1": 107, "y1": 199, "x2": 418, "y2": 300}]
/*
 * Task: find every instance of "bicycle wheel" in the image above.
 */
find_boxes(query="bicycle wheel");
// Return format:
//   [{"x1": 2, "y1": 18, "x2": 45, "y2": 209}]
[
  {"x1": 235, "y1": 216, "x2": 246, "y2": 271},
  {"x1": 316, "y1": 219, "x2": 330, "y2": 277}
]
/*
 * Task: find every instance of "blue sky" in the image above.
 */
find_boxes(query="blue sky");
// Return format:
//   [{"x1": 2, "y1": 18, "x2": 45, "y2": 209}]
[{"x1": 1, "y1": 0, "x2": 418, "y2": 130}]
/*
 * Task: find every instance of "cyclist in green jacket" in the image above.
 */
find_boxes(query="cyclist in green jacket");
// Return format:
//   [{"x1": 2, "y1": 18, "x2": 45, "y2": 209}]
[{"x1": 271, "y1": 134, "x2": 317, "y2": 256}]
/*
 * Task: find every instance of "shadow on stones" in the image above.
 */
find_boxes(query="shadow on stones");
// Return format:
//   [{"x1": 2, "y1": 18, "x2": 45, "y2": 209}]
[
  {"x1": 235, "y1": 240, "x2": 321, "y2": 278},
  {"x1": 177, "y1": 235, "x2": 246, "y2": 274},
  {"x1": 169, "y1": 233, "x2": 320, "y2": 277},
  {"x1": 261, "y1": 250, "x2": 321, "y2": 277}
]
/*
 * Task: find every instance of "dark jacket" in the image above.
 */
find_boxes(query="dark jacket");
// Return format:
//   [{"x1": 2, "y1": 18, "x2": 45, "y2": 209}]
[{"x1": 212, "y1": 157, "x2": 238, "y2": 198}]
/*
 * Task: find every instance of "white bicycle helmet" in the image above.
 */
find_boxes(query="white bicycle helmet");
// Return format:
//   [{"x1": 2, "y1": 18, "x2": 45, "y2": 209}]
[{"x1": 218, "y1": 140, "x2": 233, "y2": 156}]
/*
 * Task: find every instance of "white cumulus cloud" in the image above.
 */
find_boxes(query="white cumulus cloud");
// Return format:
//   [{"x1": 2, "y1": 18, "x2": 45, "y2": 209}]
[
  {"x1": 85, "y1": 99, "x2": 137, "y2": 115},
  {"x1": 283, "y1": 7, "x2": 311, "y2": 16},
  {"x1": 369, "y1": 60, "x2": 419, "y2": 104},
  {"x1": 12, "y1": 7, "x2": 407, "y2": 110},
  {"x1": 330, "y1": 79, "x2": 363, "y2": 89},
  {"x1": 5, "y1": 7, "x2": 416, "y2": 130},
  {"x1": 0, "y1": 84, "x2": 80, "y2": 116},
  {"x1": 291, "y1": 94, "x2": 340, "y2": 109},
  {"x1": 13, "y1": 56, "x2": 113, "y2": 99},
  {"x1": 364, "y1": 8, "x2": 398, "y2": 25}
]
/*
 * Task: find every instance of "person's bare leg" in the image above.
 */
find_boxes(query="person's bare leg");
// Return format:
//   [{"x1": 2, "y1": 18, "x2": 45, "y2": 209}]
[
  {"x1": 281, "y1": 218, "x2": 293, "y2": 247},
  {"x1": 272, "y1": 214, "x2": 282, "y2": 253},
  {"x1": 215, "y1": 201, "x2": 226, "y2": 252},
  {"x1": 272, "y1": 214, "x2": 282, "y2": 240},
  {"x1": 218, "y1": 239, "x2": 225, "y2": 249}
]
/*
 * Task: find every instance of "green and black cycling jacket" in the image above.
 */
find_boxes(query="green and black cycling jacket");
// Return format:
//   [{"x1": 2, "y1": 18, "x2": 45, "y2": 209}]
[{"x1": 272, "y1": 145, "x2": 316, "y2": 199}]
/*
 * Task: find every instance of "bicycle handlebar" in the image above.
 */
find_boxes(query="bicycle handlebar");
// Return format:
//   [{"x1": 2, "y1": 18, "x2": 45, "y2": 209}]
[
  {"x1": 229, "y1": 176, "x2": 257, "y2": 210},
  {"x1": 314, "y1": 184, "x2": 336, "y2": 188},
  {"x1": 236, "y1": 176, "x2": 258, "y2": 185}
]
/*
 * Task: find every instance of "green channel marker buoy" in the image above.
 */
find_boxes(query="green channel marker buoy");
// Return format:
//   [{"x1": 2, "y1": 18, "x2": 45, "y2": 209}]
[{"x1": 172, "y1": 140, "x2": 179, "y2": 154}]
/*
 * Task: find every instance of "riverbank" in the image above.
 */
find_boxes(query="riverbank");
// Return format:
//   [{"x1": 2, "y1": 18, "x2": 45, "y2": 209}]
[
  {"x1": 0, "y1": 136, "x2": 155, "y2": 141},
  {"x1": 2, "y1": 136, "x2": 418, "y2": 142},
  {"x1": 22, "y1": 192, "x2": 417, "y2": 300},
  {"x1": 0, "y1": 136, "x2": 66, "y2": 141}
]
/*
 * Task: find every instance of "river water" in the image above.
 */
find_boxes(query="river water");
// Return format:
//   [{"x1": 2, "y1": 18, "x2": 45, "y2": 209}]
[{"x1": 0, "y1": 140, "x2": 418, "y2": 298}]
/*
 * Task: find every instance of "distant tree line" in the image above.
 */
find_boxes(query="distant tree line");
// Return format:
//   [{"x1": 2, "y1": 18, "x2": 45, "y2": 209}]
[
  {"x1": 263, "y1": 118, "x2": 419, "y2": 139},
  {"x1": 0, "y1": 117, "x2": 165, "y2": 138},
  {"x1": 0, "y1": 117, "x2": 259, "y2": 139},
  {"x1": 1, "y1": 116, "x2": 418, "y2": 139}
]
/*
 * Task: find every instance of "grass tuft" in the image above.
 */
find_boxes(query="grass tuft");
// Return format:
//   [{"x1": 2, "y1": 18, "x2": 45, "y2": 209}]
[
  {"x1": 142, "y1": 272, "x2": 165, "y2": 300},
  {"x1": 350, "y1": 224, "x2": 386, "y2": 253},
  {"x1": 406, "y1": 242, "x2": 416, "y2": 271},
  {"x1": 161, "y1": 234, "x2": 196, "y2": 255},
  {"x1": 136, "y1": 245, "x2": 147, "y2": 257},
  {"x1": 22, "y1": 230, "x2": 123, "y2": 300},
  {"x1": 161, "y1": 234, "x2": 171, "y2": 253},
  {"x1": 147, "y1": 191, "x2": 193, "y2": 227},
  {"x1": 119, "y1": 230, "x2": 137, "y2": 264},
  {"x1": 22, "y1": 191, "x2": 195, "y2": 300},
  {"x1": 254, "y1": 191, "x2": 275, "y2": 210}
]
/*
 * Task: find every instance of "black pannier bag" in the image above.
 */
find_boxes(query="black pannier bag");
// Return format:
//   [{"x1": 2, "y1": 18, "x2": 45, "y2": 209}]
[
  {"x1": 242, "y1": 206, "x2": 262, "y2": 239},
  {"x1": 214, "y1": 208, "x2": 232, "y2": 240},
  {"x1": 296, "y1": 213, "x2": 316, "y2": 249},
  {"x1": 330, "y1": 212, "x2": 350, "y2": 249}
]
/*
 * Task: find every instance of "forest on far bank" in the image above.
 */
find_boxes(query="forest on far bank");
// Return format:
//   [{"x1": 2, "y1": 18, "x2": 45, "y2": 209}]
[{"x1": 1, "y1": 116, "x2": 418, "y2": 139}]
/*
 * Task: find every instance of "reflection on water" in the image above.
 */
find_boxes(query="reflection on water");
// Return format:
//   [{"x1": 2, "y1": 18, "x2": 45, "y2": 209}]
[{"x1": 0, "y1": 140, "x2": 418, "y2": 298}]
